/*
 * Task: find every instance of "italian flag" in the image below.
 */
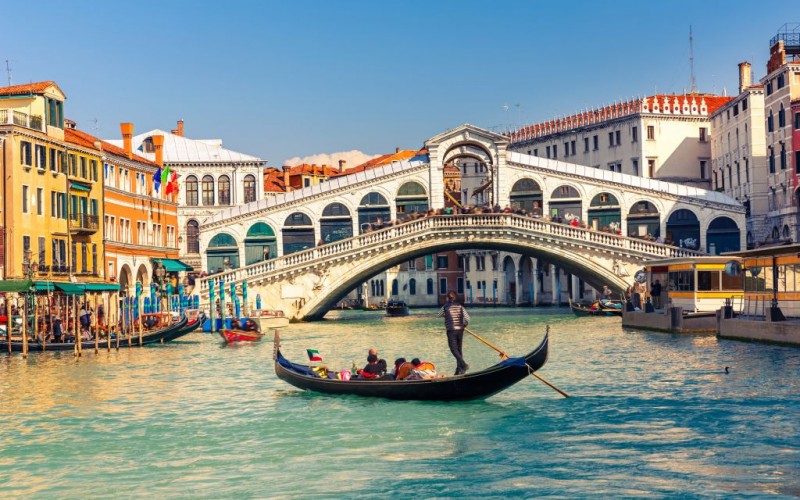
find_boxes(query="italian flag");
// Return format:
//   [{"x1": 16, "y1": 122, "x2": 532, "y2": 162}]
[{"x1": 307, "y1": 349, "x2": 322, "y2": 362}]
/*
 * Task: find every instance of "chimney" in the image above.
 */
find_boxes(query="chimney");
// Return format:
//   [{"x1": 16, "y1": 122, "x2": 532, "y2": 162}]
[
  {"x1": 738, "y1": 62, "x2": 752, "y2": 93},
  {"x1": 170, "y1": 120, "x2": 185, "y2": 137},
  {"x1": 395, "y1": 147, "x2": 400, "y2": 153},
  {"x1": 283, "y1": 166, "x2": 291, "y2": 191},
  {"x1": 338, "y1": 159, "x2": 346, "y2": 173},
  {"x1": 120, "y1": 123, "x2": 134, "y2": 159},
  {"x1": 152, "y1": 135, "x2": 164, "y2": 167}
]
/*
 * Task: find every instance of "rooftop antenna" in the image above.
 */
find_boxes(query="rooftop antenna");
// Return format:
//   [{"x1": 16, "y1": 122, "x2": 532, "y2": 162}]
[
  {"x1": 5, "y1": 60, "x2": 11, "y2": 86},
  {"x1": 689, "y1": 25, "x2": 696, "y2": 94}
]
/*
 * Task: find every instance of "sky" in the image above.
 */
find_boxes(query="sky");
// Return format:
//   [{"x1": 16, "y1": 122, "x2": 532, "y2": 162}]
[{"x1": 1, "y1": 1, "x2": 793, "y2": 167}]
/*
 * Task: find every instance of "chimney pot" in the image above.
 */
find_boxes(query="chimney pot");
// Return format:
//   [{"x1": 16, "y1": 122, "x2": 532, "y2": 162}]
[
  {"x1": 120, "y1": 122, "x2": 134, "y2": 159},
  {"x1": 152, "y1": 134, "x2": 165, "y2": 167},
  {"x1": 738, "y1": 61, "x2": 752, "y2": 93},
  {"x1": 338, "y1": 159, "x2": 346, "y2": 173},
  {"x1": 177, "y1": 119, "x2": 184, "y2": 137},
  {"x1": 395, "y1": 147, "x2": 400, "y2": 154},
  {"x1": 283, "y1": 166, "x2": 291, "y2": 192}
]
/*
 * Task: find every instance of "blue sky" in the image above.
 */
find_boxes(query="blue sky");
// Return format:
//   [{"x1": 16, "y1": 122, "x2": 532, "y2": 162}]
[{"x1": 2, "y1": 1, "x2": 792, "y2": 166}]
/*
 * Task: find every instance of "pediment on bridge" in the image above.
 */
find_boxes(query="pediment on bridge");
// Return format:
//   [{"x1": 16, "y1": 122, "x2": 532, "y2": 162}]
[{"x1": 425, "y1": 124, "x2": 510, "y2": 151}]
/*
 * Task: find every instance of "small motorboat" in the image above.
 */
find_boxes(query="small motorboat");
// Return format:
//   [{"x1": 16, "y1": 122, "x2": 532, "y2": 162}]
[
  {"x1": 385, "y1": 300, "x2": 409, "y2": 317},
  {"x1": 249, "y1": 309, "x2": 290, "y2": 329},
  {"x1": 219, "y1": 328, "x2": 264, "y2": 343}
]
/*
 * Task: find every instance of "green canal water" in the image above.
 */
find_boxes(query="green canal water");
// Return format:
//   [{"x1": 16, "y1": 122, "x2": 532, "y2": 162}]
[{"x1": 1, "y1": 308, "x2": 799, "y2": 498}]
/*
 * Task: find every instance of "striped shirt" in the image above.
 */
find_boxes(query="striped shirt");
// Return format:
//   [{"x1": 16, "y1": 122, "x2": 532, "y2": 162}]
[{"x1": 438, "y1": 302, "x2": 470, "y2": 331}]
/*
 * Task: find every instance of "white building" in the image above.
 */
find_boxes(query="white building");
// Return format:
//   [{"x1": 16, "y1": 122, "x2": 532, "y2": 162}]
[
  {"x1": 710, "y1": 62, "x2": 768, "y2": 248},
  {"x1": 108, "y1": 120, "x2": 267, "y2": 271},
  {"x1": 506, "y1": 94, "x2": 732, "y2": 190},
  {"x1": 760, "y1": 28, "x2": 800, "y2": 244}
]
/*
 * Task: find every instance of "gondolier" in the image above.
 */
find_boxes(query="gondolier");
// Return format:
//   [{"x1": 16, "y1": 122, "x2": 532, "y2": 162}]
[{"x1": 437, "y1": 291, "x2": 470, "y2": 375}]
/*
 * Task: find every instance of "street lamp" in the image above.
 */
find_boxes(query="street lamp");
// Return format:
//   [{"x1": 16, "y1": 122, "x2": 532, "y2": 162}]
[{"x1": 23, "y1": 249, "x2": 39, "y2": 279}]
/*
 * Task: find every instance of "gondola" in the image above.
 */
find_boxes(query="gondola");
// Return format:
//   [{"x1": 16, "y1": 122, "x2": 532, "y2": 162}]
[
  {"x1": 273, "y1": 330, "x2": 549, "y2": 401},
  {"x1": 219, "y1": 328, "x2": 264, "y2": 343},
  {"x1": 385, "y1": 300, "x2": 409, "y2": 317},
  {"x1": 1, "y1": 312, "x2": 202, "y2": 353},
  {"x1": 568, "y1": 298, "x2": 623, "y2": 317}
]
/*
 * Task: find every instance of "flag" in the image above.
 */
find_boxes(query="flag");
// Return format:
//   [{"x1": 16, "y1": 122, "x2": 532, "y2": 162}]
[
  {"x1": 153, "y1": 167, "x2": 161, "y2": 193},
  {"x1": 167, "y1": 171, "x2": 179, "y2": 196},
  {"x1": 307, "y1": 349, "x2": 322, "y2": 362},
  {"x1": 161, "y1": 164, "x2": 171, "y2": 185}
]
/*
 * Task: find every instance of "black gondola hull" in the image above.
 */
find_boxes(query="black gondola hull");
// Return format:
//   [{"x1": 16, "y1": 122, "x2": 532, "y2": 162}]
[{"x1": 274, "y1": 332, "x2": 549, "y2": 401}]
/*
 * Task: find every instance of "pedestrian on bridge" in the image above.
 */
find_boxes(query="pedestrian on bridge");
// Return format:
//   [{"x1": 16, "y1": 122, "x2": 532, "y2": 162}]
[{"x1": 438, "y1": 291, "x2": 470, "y2": 376}]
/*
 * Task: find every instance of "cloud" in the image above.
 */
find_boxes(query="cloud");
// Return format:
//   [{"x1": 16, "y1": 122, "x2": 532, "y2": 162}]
[{"x1": 282, "y1": 150, "x2": 379, "y2": 169}]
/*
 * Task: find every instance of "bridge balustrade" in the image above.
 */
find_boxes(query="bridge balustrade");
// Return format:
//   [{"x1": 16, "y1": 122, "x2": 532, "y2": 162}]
[{"x1": 198, "y1": 213, "x2": 702, "y2": 295}]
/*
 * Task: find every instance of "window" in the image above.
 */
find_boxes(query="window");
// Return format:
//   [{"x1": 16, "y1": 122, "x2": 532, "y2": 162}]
[
  {"x1": 563, "y1": 142, "x2": 569, "y2": 157},
  {"x1": 409, "y1": 278, "x2": 416, "y2": 295},
  {"x1": 457, "y1": 277, "x2": 464, "y2": 294},
  {"x1": 90, "y1": 160, "x2": 98, "y2": 181},
  {"x1": 408, "y1": 258, "x2": 417, "y2": 270},
  {"x1": 80, "y1": 157, "x2": 87, "y2": 178},
  {"x1": 244, "y1": 174, "x2": 256, "y2": 203},
  {"x1": 632, "y1": 159, "x2": 639, "y2": 176},
  {"x1": 436, "y1": 255, "x2": 448, "y2": 269},
  {"x1": 439, "y1": 278, "x2": 447, "y2": 295},
  {"x1": 23, "y1": 235, "x2": 30, "y2": 257},
  {"x1": 699, "y1": 127, "x2": 707, "y2": 142},
  {"x1": 780, "y1": 144, "x2": 786, "y2": 170},
  {"x1": 733, "y1": 104, "x2": 739, "y2": 116},
  {"x1": 427, "y1": 278, "x2": 434, "y2": 295},
  {"x1": 632, "y1": 126, "x2": 638, "y2": 142},
  {"x1": 647, "y1": 159, "x2": 655, "y2": 177},
  {"x1": 646, "y1": 126, "x2": 655, "y2": 140},
  {"x1": 777, "y1": 73, "x2": 785, "y2": 89},
  {"x1": 92, "y1": 244, "x2": 97, "y2": 275},
  {"x1": 425, "y1": 255, "x2": 433, "y2": 270},
  {"x1": 779, "y1": 105, "x2": 786, "y2": 128},
  {"x1": 615, "y1": 130, "x2": 621, "y2": 146},
  {"x1": 583, "y1": 137, "x2": 589, "y2": 152},
  {"x1": 49, "y1": 149, "x2": 58, "y2": 172},
  {"x1": 186, "y1": 176, "x2": 198, "y2": 206},
  {"x1": 769, "y1": 147, "x2": 775, "y2": 173},
  {"x1": 608, "y1": 132, "x2": 614, "y2": 147},
  {"x1": 186, "y1": 220, "x2": 200, "y2": 253},
  {"x1": 71, "y1": 241, "x2": 76, "y2": 273},
  {"x1": 571, "y1": 140, "x2": 576, "y2": 156},
  {"x1": 20, "y1": 141, "x2": 32, "y2": 166},
  {"x1": 533, "y1": 149, "x2": 538, "y2": 157},
  {"x1": 592, "y1": 135, "x2": 598, "y2": 150},
  {"x1": 742, "y1": 98, "x2": 748, "y2": 111},
  {"x1": 22, "y1": 185, "x2": 28, "y2": 213},
  {"x1": 81, "y1": 243, "x2": 88, "y2": 273},
  {"x1": 35, "y1": 145, "x2": 46, "y2": 170},
  {"x1": 476, "y1": 255, "x2": 485, "y2": 271},
  {"x1": 202, "y1": 175, "x2": 214, "y2": 205},
  {"x1": 700, "y1": 160, "x2": 707, "y2": 179},
  {"x1": 767, "y1": 81, "x2": 773, "y2": 95},
  {"x1": 218, "y1": 175, "x2": 231, "y2": 205},
  {"x1": 38, "y1": 237, "x2": 45, "y2": 266},
  {"x1": 546, "y1": 146, "x2": 551, "y2": 158},
  {"x1": 69, "y1": 154, "x2": 77, "y2": 176},
  {"x1": 491, "y1": 254, "x2": 498, "y2": 271},
  {"x1": 552, "y1": 145, "x2": 557, "y2": 159},
  {"x1": 768, "y1": 111, "x2": 774, "y2": 132},
  {"x1": 796, "y1": 112, "x2": 800, "y2": 130},
  {"x1": 36, "y1": 187, "x2": 43, "y2": 215}
]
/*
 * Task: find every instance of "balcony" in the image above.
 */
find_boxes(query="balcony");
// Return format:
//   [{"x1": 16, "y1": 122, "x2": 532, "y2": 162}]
[
  {"x1": 0, "y1": 109, "x2": 45, "y2": 132},
  {"x1": 69, "y1": 213, "x2": 99, "y2": 234}
]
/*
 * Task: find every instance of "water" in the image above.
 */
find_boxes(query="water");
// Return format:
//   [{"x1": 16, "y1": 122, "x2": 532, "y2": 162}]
[{"x1": 2, "y1": 308, "x2": 799, "y2": 498}]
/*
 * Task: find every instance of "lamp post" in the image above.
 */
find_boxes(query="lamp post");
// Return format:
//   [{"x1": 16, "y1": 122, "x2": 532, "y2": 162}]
[{"x1": 22, "y1": 249, "x2": 38, "y2": 358}]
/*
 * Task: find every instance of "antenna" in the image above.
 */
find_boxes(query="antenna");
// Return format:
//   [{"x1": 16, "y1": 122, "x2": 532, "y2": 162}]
[
  {"x1": 5, "y1": 60, "x2": 11, "y2": 86},
  {"x1": 689, "y1": 25, "x2": 696, "y2": 94}
]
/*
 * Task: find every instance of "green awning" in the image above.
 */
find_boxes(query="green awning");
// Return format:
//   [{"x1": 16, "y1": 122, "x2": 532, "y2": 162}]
[
  {"x1": 70, "y1": 183, "x2": 91, "y2": 192},
  {"x1": 83, "y1": 283, "x2": 120, "y2": 292},
  {"x1": 155, "y1": 259, "x2": 193, "y2": 272},
  {"x1": 55, "y1": 282, "x2": 85, "y2": 295},
  {"x1": 0, "y1": 279, "x2": 34, "y2": 293},
  {"x1": 34, "y1": 281, "x2": 57, "y2": 292}
]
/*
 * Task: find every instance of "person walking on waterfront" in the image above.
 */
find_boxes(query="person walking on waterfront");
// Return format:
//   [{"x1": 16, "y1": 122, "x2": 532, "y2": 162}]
[
  {"x1": 632, "y1": 280, "x2": 644, "y2": 310},
  {"x1": 437, "y1": 291, "x2": 470, "y2": 375},
  {"x1": 650, "y1": 279, "x2": 662, "y2": 309}
]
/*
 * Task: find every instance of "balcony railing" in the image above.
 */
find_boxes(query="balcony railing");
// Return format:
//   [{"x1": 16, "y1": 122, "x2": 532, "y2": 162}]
[
  {"x1": 0, "y1": 109, "x2": 45, "y2": 132},
  {"x1": 69, "y1": 213, "x2": 99, "y2": 233}
]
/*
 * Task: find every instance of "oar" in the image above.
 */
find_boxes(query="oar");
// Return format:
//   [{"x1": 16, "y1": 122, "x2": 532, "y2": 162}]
[{"x1": 464, "y1": 327, "x2": 570, "y2": 398}]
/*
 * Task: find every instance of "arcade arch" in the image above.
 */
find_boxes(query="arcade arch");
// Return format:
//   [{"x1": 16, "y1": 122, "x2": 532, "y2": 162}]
[
  {"x1": 666, "y1": 209, "x2": 700, "y2": 250},
  {"x1": 358, "y1": 192, "x2": 390, "y2": 232},
  {"x1": 549, "y1": 185, "x2": 581, "y2": 221},
  {"x1": 396, "y1": 182, "x2": 428, "y2": 216},
  {"x1": 509, "y1": 178, "x2": 543, "y2": 215},
  {"x1": 706, "y1": 216, "x2": 740, "y2": 254},
  {"x1": 207, "y1": 233, "x2": 239, "y2": 272},
  {"x1": 283, "y1": 212, "x2": 315, "y2": 255},
  {"x1": 627, "y1": 201, "x2": 660, "y2": 238},
  {"x1": 587, "y1": 192, "x2": 621, "y2": 231},
  {"x1": 320, "y1": 203, "x2": 353, "y2": 244},
  {"x1": 245, "y1": 222, "x2": 277, "y2": 265}
]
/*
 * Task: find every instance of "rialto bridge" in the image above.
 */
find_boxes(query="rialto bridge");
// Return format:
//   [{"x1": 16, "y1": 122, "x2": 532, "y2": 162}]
[{"x1": 196, "y1": 124, "x2": 745, "y2": 320}]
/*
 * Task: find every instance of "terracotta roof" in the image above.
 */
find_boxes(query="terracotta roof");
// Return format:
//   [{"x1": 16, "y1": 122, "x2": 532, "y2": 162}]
[
  {"x1": 0, "y1": 81, "x2": 59, "y2": 97},
  {"x1": 335, "y1": 149, "x2": 426, "y2": 176},
  {"x1": 287, "y1": 163, "x2": 340, "y2": 176},
  {"x1": 263, "y1": 168, "x2": 286, "y2": 193},
  {"x1": 65, "y1": 128, "x2": 158, "y2": 166}
]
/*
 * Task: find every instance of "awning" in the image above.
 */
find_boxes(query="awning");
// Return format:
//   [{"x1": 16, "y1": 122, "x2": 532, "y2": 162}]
[
  {"x1": 34, "y1": 281, "x2": 57, "y2": 292},
  {"x1": 83, "y1": 283, "x2": 120, "y2": 292},
  {"x1": 0, "y1": 279, "x2": 34, "y2": 293},
  {"x1": 70, "y1": 183, "x2": 91, "y2": 192},
  {"x1": 155, "y1": 258, "x2": 193, "y2": 272},
  {"x1": 55, "y1": 282, "x2": 85, "y2": 295}
]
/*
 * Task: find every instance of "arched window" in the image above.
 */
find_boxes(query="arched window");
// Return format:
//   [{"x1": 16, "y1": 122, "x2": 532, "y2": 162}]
[
  {"x1": 218, "y1": 175, "x2": 230, "y2": 206},
  {"x1": 282, "y1": 212, "x2": 315, "y2": 255},
  {"x1": 185, "y1": 175, "x2": 198, "y2": 206},
  {"x1": 409, "y1": 278, "x2": 416, "y2": 295},
  {"x1": 510, "y1": 178, "x2": 543, "y2": 214},
  {"x1": 186, "y1": 220, "x2": 199, "y2": 253},
  {"x1": 206, "y1": 233, "x2": 239, "y2": 272},
  {"x1": 243, "y1": 174, "x2": 256, "y2": 203},
  {"x1": 202, "y1": 175, "x2": 215, "y2": 206},
  {"x1": 245, "y1": 222, "x2": 277, "y2": 264},
  {"x1": 391, "y1": 279, "x2": 399, "y2": 296},
  {"x1": 396, "y1": 182, "x2": 428, "y2": 215},
  {"x1": 320, "y1": 202, "x2": 353, "y2": 243},
  {"x1": 358, "y1": 192, "x2": 390, "y2": 233}
]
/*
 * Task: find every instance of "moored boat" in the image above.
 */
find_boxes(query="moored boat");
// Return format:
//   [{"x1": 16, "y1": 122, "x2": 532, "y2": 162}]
[
  {"x1": 219, "y1": 328, "x2": 264, "y2": 343},
  {"x1": 568, "y1": 298, "x2": 623, "y2": 317},
  {"x1": 273, "y1": 330, "x2": 549, "y2": 401}
]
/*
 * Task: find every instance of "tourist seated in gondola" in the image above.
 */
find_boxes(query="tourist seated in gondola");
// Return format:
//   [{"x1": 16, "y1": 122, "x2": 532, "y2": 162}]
[
  {"x1": 243, "y1": 319, "x2": 260, "y2": 332},
  {"x1": 368, "y1": 347, "x2": 387, "y2": 375},
  {"x1": 52, "y1": 318, "x2": 64, "y2": 343},
  {"x1": 230, "y1": 317, "x2": 242, "y2": 330},
  {"x1": 358, "y1": 354, "x2": 384, "y2": 379},
  {"x1": 394, "y1": 358, "x2": 416, "y2": 380},
  {"x1": 404, "y1": 358, "x2": 437, "y2": 380}
]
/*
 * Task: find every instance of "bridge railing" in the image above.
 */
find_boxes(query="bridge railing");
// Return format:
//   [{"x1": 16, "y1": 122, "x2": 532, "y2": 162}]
[{"x1": 197, "y1": 213, "x2": 702, "y2": 294}]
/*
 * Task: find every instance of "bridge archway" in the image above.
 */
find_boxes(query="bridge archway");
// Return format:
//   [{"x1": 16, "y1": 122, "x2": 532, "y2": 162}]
[
  {"x1": 245, "y1": 222, "x2": 277, "y2": 265},
  {"x1": 549, "y1": 185, "x2": 582, "y2": 221},
  {"x1": 706, "y1": 216, "x2": 740, "y2": 254},
  {"x1": 627, "y1": 201, "x2": 660, "y2": 238},
  {"x1": 358, "y1": 192, "x2": 390, "y2": 232},
  {"x1": 320, "y1": 203, "x2": 353, "y2": 244},
  {"x1": 207, "y1": 233, "x2": 239, "y2": 272},
  {"x1": 666, "y1": 209, "x2": 700, "y2": 250},
  {"x1": 588, "y1": 192, "x2": 621, "y2": 231},
  {"x1": 510, "y1": 178, "x2": 543, "y2": 215},
  {"x1": 396, "y1": 182, "x2": 428, "y2": 216},
  {"x1": 282, "y1": 212, "x2": 315, "y2": 255}
]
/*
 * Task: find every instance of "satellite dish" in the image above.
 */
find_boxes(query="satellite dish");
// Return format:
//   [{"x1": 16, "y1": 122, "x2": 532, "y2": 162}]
[
  {"x1": 749, "y1": 266, "x2": 762, "y2": 277},
  {"x1": 724, "y1": 261, "x2": 742, "y2": 277},
  {"x1": 634, "y1": 269, "x2": 647, "y2": 283}
]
